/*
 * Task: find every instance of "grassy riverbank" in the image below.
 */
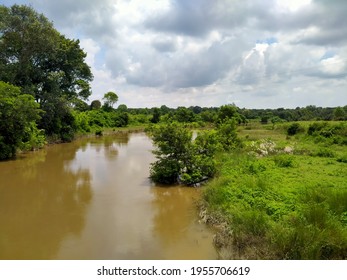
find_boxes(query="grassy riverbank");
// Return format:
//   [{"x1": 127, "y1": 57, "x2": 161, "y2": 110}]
[{"x1": 201, "y1": 121, "x2": 347, "y2": 259}]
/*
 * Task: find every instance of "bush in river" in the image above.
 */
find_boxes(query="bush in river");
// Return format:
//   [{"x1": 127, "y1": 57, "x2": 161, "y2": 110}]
[
  {"x1": 148, "y1": 122, "x2": 217, "y2": 185},
  {"x1": 148, "y1": 121, "x2": 241, "y2": 185}
]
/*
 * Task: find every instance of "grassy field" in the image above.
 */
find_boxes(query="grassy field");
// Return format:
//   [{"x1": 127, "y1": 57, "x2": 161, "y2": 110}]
[{"x1": 202, "y1": 121, "x2": 347, "y2": 259}]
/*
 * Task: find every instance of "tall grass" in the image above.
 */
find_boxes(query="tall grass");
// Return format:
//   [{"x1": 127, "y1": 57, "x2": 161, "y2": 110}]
[{"x1": 202, "y1": 122, "x2": 347, "y2": 259}]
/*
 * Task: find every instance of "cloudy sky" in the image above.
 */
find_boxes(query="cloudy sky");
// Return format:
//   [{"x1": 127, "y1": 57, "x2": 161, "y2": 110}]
[{"x1": 3, "y1": 0, "x2": 347, "y2": 108}]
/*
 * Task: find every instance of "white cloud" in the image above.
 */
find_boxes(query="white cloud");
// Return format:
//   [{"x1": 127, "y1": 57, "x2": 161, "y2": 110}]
[
  {"x1": 275, "y1": 0, "x2": 312, "y2": 12},
  {"x1": 9, "y1": 0, "x2": 347, "y2": 108},
  {"x1": 320, "y1": 56, "x2": 346, "y2": 76}
]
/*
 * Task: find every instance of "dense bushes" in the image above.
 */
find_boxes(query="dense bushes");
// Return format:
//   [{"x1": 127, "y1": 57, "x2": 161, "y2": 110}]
[
  {"x1": 148, "y1": 120, "x2": 242, "y2": 185},
  {"x1": 287, "y1": 122, "x2": 304, "y2": 136},
  {"x1": 308, "y1": 122, "x2": 347, "y2": 145},
  {"x1": 0, "y1": 82, "x2": 42, "y2": 159},
  {"x1": 202, "y1": 120, "x2": 347, "y2": 259},
  {"x1": 74, "y1": 109, "x2": 129, "y2": 133}
]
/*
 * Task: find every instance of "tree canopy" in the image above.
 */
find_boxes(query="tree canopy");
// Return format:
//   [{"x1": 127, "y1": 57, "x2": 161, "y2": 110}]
[
  {"x1": 0, "y1": 4, "x2": 93, "y2": 144},
  {"x1": 0, "y1": 5, "x2": 93, "y2": 104},
  {"x1": 103, "y1": 92, "x2": 118, "y2": 109}
]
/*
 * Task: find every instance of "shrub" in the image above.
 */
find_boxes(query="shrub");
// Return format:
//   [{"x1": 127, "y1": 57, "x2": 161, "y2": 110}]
[
  {"x1": 337, "y1": 155, "x2": 347, "y2": 163},
  {"x1": 148, "y1": 122, "x2": 217, "y2": 185},
  {"x1": 217, "y1": 119, "x2": 242, "y2": 151},
  {"x1": 0, "y1": 82, "x2": 41, "y2": 159},
  {"x1": 274, "y1": 154, "x2": 295, "y2": 167},
  {"x1": 19, "y1": 122, "x2": 46, "y2": 151},
  {"x1": 308, "y1": 122, "x2": 328, "y2": 136},
  {"x1": 314, "y1": 148, "x2": 335, "y2": 158},
  {"x1": 287, "y1": 123, "x2": 304, "y2": 136}
]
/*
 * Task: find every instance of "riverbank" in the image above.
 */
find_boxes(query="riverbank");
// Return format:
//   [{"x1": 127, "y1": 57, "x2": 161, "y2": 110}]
[
  {"x1": 200, "y1": 121, "x2": 347, "y2": 259},
  {"x1": 74, "y1": 125, "x2": 146, "y2": 138},
  {"x1": 15, "y1": 125, "x2": 147, "y2": 158}
]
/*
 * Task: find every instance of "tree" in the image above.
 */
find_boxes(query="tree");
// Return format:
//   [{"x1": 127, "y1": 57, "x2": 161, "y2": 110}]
[
  {"x1": 0, "y1": 5, "x2": 93, "y2": 140},
  {"x1": 149, "y1": 123, "x2": 191, "y2": 184},
  {"x1": 117, "y1": 104, "x2": 128, "y2": 112},
  {"x1": 103, "y1": 91, "x2": 118, "y2": 109},
  {"x1": 217, "y1": 104, "x2": 245, "y2": 124},
  {"x1": 333, "y1": 107, "x2": 345, "y2": 121},
  {"x1": 150, "y1": 108, "x2": 161, "y2": 123},
  {"x1": 90, "y1": 100, "x2": 101, "y2": 110},
  {"x1": 0, "y1": 82, "x2": 41, "y2": 159},
  {"x1": 174, "y1": 107, "x2": 195, "y2": 122},
  {"x1": 217, "y1": 119, "x2": 242, "y2": 151},
  {"x1": 160, "y1": 105, "x2": 170, "y2": 115},
  {"x1": 148, "y1": 122, "x2": 216, "y2": 185},
  {"x1": 0, "y1": 5, "x2": 93, "y2": 103}
]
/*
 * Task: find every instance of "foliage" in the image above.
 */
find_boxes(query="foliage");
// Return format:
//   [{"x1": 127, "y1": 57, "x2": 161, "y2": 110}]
[
  {"x1": 116, "y1": 112, "x2": 129, "y2": 127},
  {"x1": 216, "y1": 119, "x2": 242, "y2": 151},
  {"x1": 73, "y1": 111, "x2": 91, "y2": 133},
  {"x1": 90, "y1": 100, "x2": 102, "y2": 110},
  {"x1": 0, "y1": 82, "x2": 42, "y2": 159},
  {"x1": 102, "y1": 91, "x2": 118, "y2": 110},
  {"x1": 273, "y1": 154, "x2": 295, "y2": 167},
  {"x1": 150, "y1": 108, "x2": 161, "y2": 123},
  {"x1": 333, "y1": 107, "x2": 346, "y2": 121},
  {"x1": 202, "y1": 121, "x2": 347, "y2": 259},
  {"x1": 173, "y1": 107, "x2": 196, "y2": 122},
  {"x1": 307, "y1": 122, "x2": 347, "y2": 145},
  {"x1": 39, "y1": 96, "x2": 77, "y2": 142},
  {"x1": 117, "y1": 104, "x2": 128, "y2": 112},
  {"x1": 0, "y1": 4, "x2": 93, "y2": 142},
  {"x1": 148, "y1": 123, "x2": 217, "y2": 185},
  {"x1": 19, "y1": 121, "x2": 46, "y2": 151},
  {"x1": 217, "y1": 104, "x2": 240, "y2": 124},
  {"x1": 0, "y1": 5, "x2": 92, "y2": 102},
  {"x1": 148, "y1": 122, "x2": 192, "y2": 184},
  {"x1": 287, "y1": 122, "x2": 304, "y2": 136},
  {"x1": 148, "y1": 118, "x2": 242, "y2": 185}
]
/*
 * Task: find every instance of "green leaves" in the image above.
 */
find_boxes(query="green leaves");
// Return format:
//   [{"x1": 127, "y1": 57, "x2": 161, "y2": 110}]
[
  {"x1": 0, "y1": 4, "x2": 93, "y2": 142},
  {"x1": 102, "y1": 92, "x2": 118, "y2": 109},
  {"x1": 0, "y1": 81, "x2": 42, "y2": 159},
  {"x1": 149, "y1": 123, "x2": 219, "y2": 185}
]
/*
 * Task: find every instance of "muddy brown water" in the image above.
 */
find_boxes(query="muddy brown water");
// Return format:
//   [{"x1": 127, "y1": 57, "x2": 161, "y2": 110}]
[{"x1": 0, "y1": 132, "x2": 217, "y2": 259}]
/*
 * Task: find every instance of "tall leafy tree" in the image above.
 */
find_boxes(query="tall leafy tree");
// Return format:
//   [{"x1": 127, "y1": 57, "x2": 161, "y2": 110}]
[
  {"x1": 0, "y1": 5, "x2": 93, "y2": 104},
  {"x1": 0, "y1": 5, "x2": 93, "y2": 141},
  {"x1": 102, "y1": 91, "x2": 118, "y2": 109}
]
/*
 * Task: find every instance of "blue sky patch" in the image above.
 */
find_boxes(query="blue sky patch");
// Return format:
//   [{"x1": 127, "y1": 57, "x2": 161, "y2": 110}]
[
  {"x1": 321, "y1": 50, "x2": 335, "y2": 60},
  {"x1": 256, "y1": 37, "x2": 278, "y2": 45}
]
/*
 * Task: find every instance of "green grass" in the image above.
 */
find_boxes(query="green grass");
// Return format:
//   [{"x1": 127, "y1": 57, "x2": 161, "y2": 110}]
[{"x1": 203, "y1": 121, "x2": 347, "y2": 259}]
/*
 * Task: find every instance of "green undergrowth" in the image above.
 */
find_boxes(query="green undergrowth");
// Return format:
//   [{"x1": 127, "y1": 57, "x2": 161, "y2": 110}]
[{"x1": 203, "y1": 123, "x2": 347, "y2": 259}]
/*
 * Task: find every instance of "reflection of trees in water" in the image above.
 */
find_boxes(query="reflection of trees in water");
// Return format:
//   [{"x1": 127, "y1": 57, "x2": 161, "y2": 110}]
[
  {"x1": 92, "y1": 133, "x2": 130, "y2": 160},
  {"x1": 150, "y1": 185, "x2": 217, "y2": 260},
  {"x1": 150, "y1": 186, "x2": 198, "y2": 245},
  {"x1": 0, "y1": 143, "x2": 92, "y2": 259}
]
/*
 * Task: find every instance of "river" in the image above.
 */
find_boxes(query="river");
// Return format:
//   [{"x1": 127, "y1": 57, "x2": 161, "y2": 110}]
[{"x1": 0, "y1": 132, "x2": 217, "y2": 259}]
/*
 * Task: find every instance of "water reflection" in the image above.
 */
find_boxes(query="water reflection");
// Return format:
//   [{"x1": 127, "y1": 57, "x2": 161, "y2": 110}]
[
  {"x1": 151, "y1": 186, "x2": 217, "y2": 259},
  {"x1": 0, "y1": 143, "x2": 92, "y2": 259},
  {"x1": 0, "y1": 132, "x2": 217, "y2": 260}
]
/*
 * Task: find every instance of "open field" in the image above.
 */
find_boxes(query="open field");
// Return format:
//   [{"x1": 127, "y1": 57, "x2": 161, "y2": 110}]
[{"x1": 202, "y1": 121, "x2": 347, "y2": 259}]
